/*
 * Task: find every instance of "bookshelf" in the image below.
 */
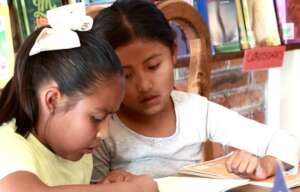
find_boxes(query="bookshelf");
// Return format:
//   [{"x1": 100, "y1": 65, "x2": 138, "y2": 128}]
[{"x1": 212, "y1": 43, "x2": 300, "y2": 62}]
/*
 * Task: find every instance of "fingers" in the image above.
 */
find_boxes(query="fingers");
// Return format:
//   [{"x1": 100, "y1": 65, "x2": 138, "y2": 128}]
[
  {"x1": 251, "y1": 156, "x2": 276, "y2": 180},
  {"x1": 104, "y1": 170, "x2": 135, "y2": 183},
  {"x1": 226, "y1": 150, "x2": 259, "y2": 177}
]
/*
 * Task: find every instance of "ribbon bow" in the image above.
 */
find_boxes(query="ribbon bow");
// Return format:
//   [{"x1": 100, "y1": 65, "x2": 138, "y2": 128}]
[{"x1": 29, "y1": 3, "x2": 93, "y2": 56}]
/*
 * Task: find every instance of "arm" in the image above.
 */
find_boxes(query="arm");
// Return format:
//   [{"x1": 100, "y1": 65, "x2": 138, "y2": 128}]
[
  {"x1": 92, "y1": 140, "x2": 113, "y2": 183},
  {"x1": 205, "y1": 102, "x2": 299, "y2": 178},
  {"x1": 0, "y1": 171, "x2": 158, "y2": 192}
]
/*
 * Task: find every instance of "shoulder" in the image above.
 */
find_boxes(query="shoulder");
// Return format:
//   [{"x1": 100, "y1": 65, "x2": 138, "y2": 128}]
[
  {"x1": 171, "y1": 90, "x2": 208, "y2": 107},
  {"x1": 0, "y1": 120, "x2": 37, "y2": 180}
]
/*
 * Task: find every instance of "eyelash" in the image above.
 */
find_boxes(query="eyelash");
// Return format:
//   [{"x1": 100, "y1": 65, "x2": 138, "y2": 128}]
[
  {"x1": 124, "y1": 63, "x2": 160, "y2": 79},
  {"x1": 148, "y1": 64, "x2": 159, "y2": 70},
  {"x1": 125, "y1": 73, "x2": 132, "y2": 79},
  {"x1": 91, "y1": 115, "x2": 105, "y2": 124}
]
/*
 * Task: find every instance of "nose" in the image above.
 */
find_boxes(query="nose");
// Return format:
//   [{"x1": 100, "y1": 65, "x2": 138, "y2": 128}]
[
  {"x1": 136, "y1": 73, "x2": 152, "y2": 93},
  {"x1": 96, "y1": 116, "x2": 109, "y2": 139}
]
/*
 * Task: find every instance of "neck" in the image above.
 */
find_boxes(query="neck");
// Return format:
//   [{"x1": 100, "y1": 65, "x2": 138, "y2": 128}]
[{"x1": 117, "y1": 97, "x2": 176, "y2": 137}]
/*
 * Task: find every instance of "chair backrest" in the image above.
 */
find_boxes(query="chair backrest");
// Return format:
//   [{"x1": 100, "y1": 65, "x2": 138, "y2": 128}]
[{"x1": 157, "y1": 0, "x2": 214, "y2": 161}]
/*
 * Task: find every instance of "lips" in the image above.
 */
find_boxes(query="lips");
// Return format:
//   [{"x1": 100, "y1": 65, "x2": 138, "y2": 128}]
[{"x1": 140, "y1": 95, "x2": 160, "y2": 106}]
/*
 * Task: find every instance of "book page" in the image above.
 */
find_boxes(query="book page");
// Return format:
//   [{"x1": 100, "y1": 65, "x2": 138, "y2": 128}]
[
  {"x1": 155, "y1": 176, "x2": 249, "y2": 192},
  {"x1": 179, "y1": 153, "x2": 300, "y2": 188},
  {"x1": 250, "y1": 167, "x2": 300, "y2": 188},
  {"x1": 179, "y1": 153, "x2": 241, "y2": 179}
]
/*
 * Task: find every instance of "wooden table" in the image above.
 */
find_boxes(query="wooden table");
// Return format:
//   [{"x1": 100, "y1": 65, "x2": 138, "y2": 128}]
[{"x1": 230, "y1": 184, "x2": 300, "y2": 192}]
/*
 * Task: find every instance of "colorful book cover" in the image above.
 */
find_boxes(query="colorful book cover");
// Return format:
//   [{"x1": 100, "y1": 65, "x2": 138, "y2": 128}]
[
  {"x1": 242, "y1": 0, "x2": 281, "y2": 47},
  {"x1": 241, "y1": 0, "x2": 255, "y2": 48},
  {"x1": 194, "y1": 0, "x2": 216, "y2": 55},
  {"x1": 0, "y1": 1, "x2": 15, "y2": 88},
  {"x1": 274, "y1": 0, "x2": 300, "y2": 44},
  {"x1": 207, "y1": 0, "x2": 241, "y2": 53},
  {"x1": 194, "y1": 0, "x2": 209, "y2": 25},
  {"x1": 12, "y1": 0, "x2": 63, "y2": 42},
  {"x1": 235, "y1": 0, "x2": 248, "y2": 49}
]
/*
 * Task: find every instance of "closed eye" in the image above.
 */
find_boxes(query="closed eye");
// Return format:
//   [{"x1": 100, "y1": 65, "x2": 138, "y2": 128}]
[
  {"x1": 91, "y1": 115, "x2": 106, "y2": 124},
  {"x1": 148, "y1": 64, "x2": 160, "y2": 70}
]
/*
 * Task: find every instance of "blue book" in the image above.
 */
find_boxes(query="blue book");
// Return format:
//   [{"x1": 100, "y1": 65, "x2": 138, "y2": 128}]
[
  {"x1": 194, "y1": 0, "x2": 215, "y2": 54},
  {"x1": 194, "y1": 0, "x2": 209, "y2": 25}
]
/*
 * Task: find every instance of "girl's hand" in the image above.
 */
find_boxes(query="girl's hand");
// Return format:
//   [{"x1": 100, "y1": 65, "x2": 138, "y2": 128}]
[
  {"x1": 101, "y1": 169, "x2": 135, "y2": 184},
  {"x1": 225, "y1": 150, "x2": 277, "y2": 180},
  {"x1": 100, "y1": 170, "x2": 158, "y2": 192}
]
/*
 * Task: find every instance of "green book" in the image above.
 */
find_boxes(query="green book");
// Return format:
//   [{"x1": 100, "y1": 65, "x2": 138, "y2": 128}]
[
  {"x1": 13, "y1": 0, "x2": 63, "y2": 42},
  {"x1": 235, "y1": 0, "x2": 248, "y2": 49}
]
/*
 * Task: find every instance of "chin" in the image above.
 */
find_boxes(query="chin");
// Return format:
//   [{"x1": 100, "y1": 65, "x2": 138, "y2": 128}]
[{"x1": 143, "y1": 105, "x2": 164, "y2": 116}]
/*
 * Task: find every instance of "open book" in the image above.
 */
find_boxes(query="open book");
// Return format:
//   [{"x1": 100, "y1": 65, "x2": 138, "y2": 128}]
[
  {"x1": 155, "y1": 176, "x2": 249, "y2": 192},
  {"x1": 178, "y1": 153, "x2": 300, "y2": 188}
]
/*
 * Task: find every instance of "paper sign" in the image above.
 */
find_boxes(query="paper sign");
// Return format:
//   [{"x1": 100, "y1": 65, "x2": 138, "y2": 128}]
[{"x1": 243, "y1": 46, "x2": 286, "y2": 71}]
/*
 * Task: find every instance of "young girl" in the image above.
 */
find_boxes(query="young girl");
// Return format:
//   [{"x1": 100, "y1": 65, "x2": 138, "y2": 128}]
[
  {"x1": 0, "y1": 4, "x2": 157, "y2": 192},
  {"x1": 91, "y1": 0, "x2": 299, "y2": 183}
]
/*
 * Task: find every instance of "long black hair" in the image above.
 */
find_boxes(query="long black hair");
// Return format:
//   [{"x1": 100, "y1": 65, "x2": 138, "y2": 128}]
[
  {"x1": 0, "y1": 27, "x2": 123, "y2": 137},
  {"x1": 92, "y1": 0, "x2": 175, "y2": 50}
]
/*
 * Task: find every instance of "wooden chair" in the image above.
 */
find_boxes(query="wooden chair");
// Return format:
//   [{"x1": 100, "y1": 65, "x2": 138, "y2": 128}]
[{"x1": 157, "y1": 0, "x2": 218, "y2": 161}]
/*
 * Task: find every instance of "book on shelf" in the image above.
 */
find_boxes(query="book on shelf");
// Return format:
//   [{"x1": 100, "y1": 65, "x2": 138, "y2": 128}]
[
  {"x1": 235, "y1": 0, "x2": 248, "y2": 49},
  {"x1": 178, "y1": 153, "x2": 300, "y2": 189},
  {"x1": 241, "y1": 0, "x2": 281, "y2": 47},
  {"x1": 207, "y1": 0, "x2": 241, "y2": 54},
  {"x1": 274, "y1": 0, "x2": 300, "y2": 45},
  {"x1": 12, "y1": 0, "x2": 63, "y2": 42},
  {"x1": 194, "y1": 0, "x2": 209, "y2": 25},
  {"x1": 0, "y1": 0, "x2": 15, "y2": 88}
]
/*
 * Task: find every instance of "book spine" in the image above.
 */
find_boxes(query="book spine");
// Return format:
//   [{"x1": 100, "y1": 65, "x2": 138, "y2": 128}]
[
  {"x1": 19, "y1": 0, "x2": 31, "y2": 37},
  {"x1": 235, "y1": 0, "x2": 248, "y2": 49},
  {"x1": 274, "y1": 0, "x2": 300, "y2": 44},
  {"x1": 241, "y1": 0, "x2": 255, "y2": 48},
  {"x1": 207, "y1": 0, "x2": 241, "y2": 53},
  {"x1": 12, "y1": 0, "x2": 27, "y2": 41}
]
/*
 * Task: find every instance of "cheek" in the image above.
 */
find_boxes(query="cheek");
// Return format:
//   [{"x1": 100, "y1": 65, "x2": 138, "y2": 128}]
[{"x1": 159, "y1": 63, "x2": 174, "y2": 88}]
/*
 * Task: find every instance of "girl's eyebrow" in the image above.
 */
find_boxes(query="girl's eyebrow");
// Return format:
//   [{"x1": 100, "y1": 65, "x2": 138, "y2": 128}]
[
  {"x1": 94, "y1": 107, "x2": 118, "y2": 114},
  {"x1": 121, "y1": 53, "x2": 162, "y2": 68}
]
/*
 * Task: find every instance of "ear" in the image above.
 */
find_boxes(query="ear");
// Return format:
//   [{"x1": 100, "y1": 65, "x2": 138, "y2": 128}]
[
  {"x1": 42, "y1": 85, "x2": 63, "y2": 114},
  {"x1": 171, "y1": 42, "x2": 178, "y2": 66}
]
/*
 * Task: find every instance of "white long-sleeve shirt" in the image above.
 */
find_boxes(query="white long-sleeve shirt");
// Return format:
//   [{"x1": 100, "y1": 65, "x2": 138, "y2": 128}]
[{"x1": 92, "y1": 90, "x2": 299, "y2": 182}]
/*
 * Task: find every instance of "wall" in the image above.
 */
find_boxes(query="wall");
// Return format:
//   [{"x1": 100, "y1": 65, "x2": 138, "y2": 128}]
[
  {"x1": 210, "y1": 58, "x2": 267, "y2": 124},
  {"x1": 267, "y1": 50, "x2": 300, "y2": 149}
]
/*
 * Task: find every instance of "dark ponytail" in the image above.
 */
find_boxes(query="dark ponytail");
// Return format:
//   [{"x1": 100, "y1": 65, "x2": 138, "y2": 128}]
[{"x1": 0, "y1": 27, "x2": 123, "y2": 137}]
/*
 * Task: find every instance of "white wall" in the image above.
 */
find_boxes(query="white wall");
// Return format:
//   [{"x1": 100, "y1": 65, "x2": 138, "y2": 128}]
[{"x1": 267, "y1": 49, "x2": 300, "y2": 142}]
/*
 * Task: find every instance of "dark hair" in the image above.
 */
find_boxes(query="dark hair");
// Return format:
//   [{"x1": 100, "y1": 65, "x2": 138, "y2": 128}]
[
  {"x1": 0, "y1": 27, "x2": 123, "y2": 137},
  {"x1": 92, "y1": 0, "x2": 175, "y2": 50}
]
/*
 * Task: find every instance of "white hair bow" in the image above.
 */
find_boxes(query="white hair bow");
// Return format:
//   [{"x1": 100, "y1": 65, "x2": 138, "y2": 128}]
[{"x1": 29, "y1": 3, "x2": 93, "y2": 56}]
